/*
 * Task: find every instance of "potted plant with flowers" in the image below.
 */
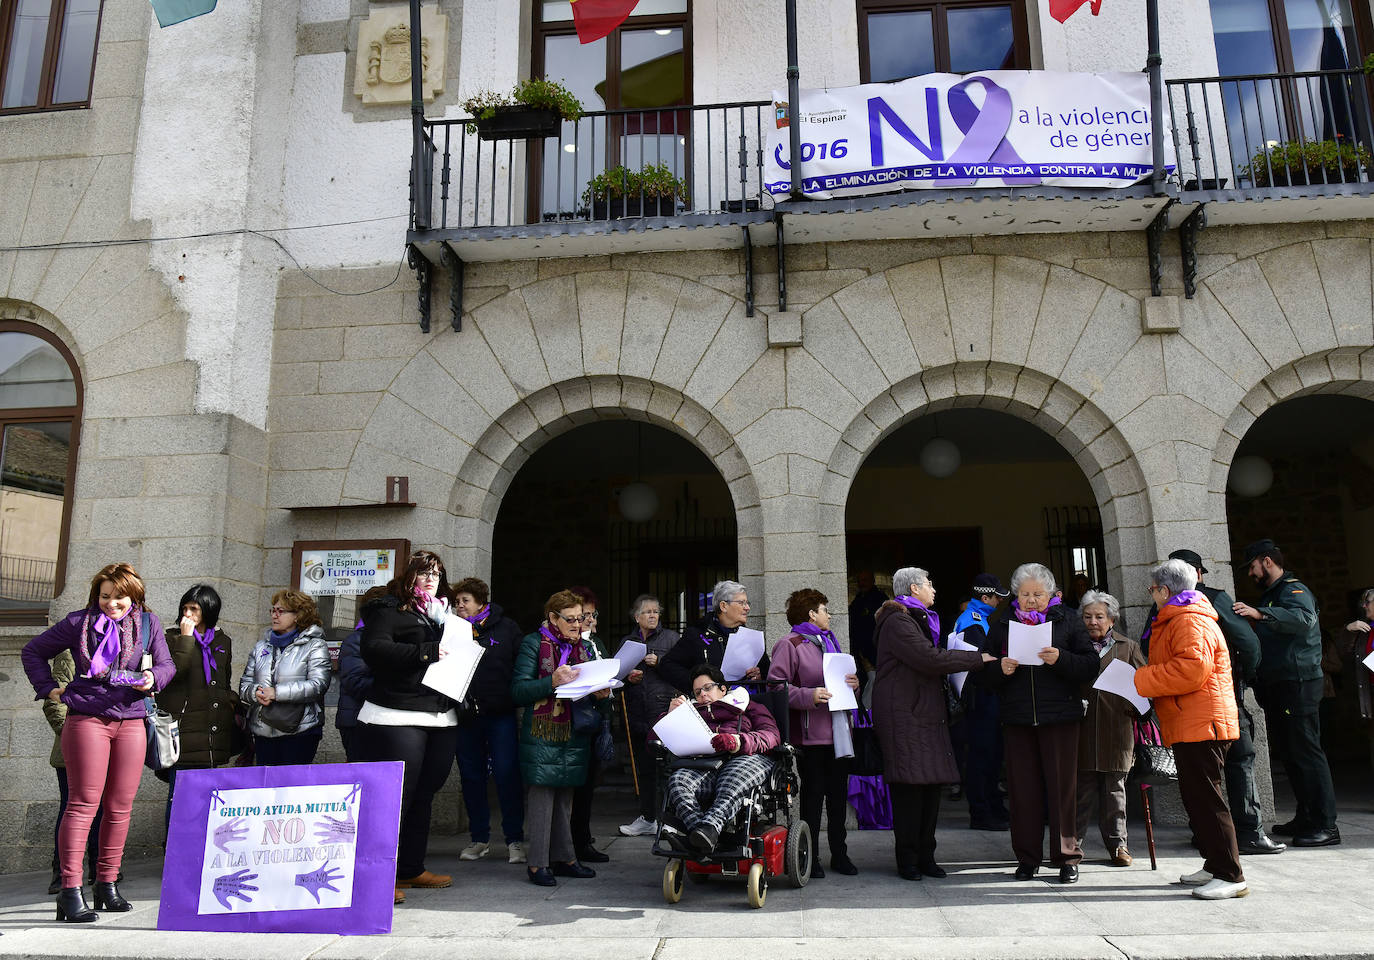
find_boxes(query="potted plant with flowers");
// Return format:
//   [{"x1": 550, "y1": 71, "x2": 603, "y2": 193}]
[
  {"x1": 462, "y1": 78, "x2": 582, "y2": 141},
  {"x1": 582, "y1": 162, "x2": 690, "y2": 219}
]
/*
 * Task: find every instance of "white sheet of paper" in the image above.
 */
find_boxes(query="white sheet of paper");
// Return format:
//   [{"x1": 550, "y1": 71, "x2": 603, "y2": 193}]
[
  {"x1": 611, "y1": 640, "x2": 647, "y2": 681},
  {"x1": 822, "y1": 652, "x2": 858, "y2": 711},
  {"x1": 1093, "y1": 657, "x2": 1151, "y2": 715},
  {"x1": 947, "y1": 631, "x2": 976, "y2": 696},
  {"x1": 720, "y1": 627, "x2": 765, "y2": 681},
  {"x1": 1363, "y1": 649, "x2": 1374, "y2": 674},
  {"x1": 1008, "y1": 620, "x2": 1053, "y2": 665},
  {"x1": 421, "y1": 615, "x2": 484, "y2": 702},
  {"x1": 554, "y1": 658, "x2": 622, "y2": 698},
  {"x1": 652, "y1": 700, "x2": 717, "y2": 757}
]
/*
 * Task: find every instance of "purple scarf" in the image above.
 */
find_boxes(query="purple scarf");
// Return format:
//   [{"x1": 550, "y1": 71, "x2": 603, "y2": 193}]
[
  {"x1": 540, "y1": 623, "x2": 576, "y2": 667},
  {"x1": 463, "y1": 604, "x2": 491, "y2": 628},
  {"x1": 892, "y1": 594, "x2": 940, "y2": 640},
  {"x1": 791, "y1": 621, "x2": 841, "y2": 653},
  {"x1": 1141, "y1": 589, "x2": 1207, "y2": 645},
  {"x1": 1012, "y1": 596, "x2": 1062, "y2": 625},
  {"x1": 85, "y1": 608, "x2": 134, "y2": 678},
  {"x1": 194, "y1": 627, "x2": 217, "y2": 685}
]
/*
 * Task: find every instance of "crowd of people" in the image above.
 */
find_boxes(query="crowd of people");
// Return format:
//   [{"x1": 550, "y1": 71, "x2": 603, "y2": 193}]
[{"x1": 20, "y1": 536, "x2": 1355, "y2": 919}]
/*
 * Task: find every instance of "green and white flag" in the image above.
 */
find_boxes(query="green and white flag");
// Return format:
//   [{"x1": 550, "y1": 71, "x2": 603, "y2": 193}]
[{"x1": 149, "y1": 0, "x2": 217, "y2": 27}]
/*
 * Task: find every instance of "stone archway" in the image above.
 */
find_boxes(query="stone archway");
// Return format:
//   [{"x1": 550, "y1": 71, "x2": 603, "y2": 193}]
[
  {"x1": 445, "y1": 374, "x2": 764, "y2": 614},
  {"x1": 818, "y1": 361, "x2": 1155, "y2": 630}
]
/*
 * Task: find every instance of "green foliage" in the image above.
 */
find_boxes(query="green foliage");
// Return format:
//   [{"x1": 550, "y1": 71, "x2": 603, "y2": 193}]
[
  {"x1": 582, "y1": 163, "x2": 691, "y2": 206},
  {"x1": 461, "y1": 78, "x2": 582, "y2": 132},
  {"x1": 1363, "y1": 52, "x2": 1374, "y2": 75},
  {"x1": 1241, "y1": 138, "x2": 1372, "y2": 187}
]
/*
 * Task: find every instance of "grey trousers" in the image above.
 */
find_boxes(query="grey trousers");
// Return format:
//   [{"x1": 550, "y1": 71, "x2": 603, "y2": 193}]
[
  {"x1": 526, "y1": 785, "x2": 575, "y2": 869},
  {"x1": 1075, "y1": 770, "x2": 1128, "y2": 854}
]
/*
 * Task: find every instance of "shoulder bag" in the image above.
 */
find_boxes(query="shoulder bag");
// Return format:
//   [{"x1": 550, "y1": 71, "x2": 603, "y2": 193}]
[
  {"x1": 136, "y1": 613, "x2": 181, "y2": 771},
  {"x1": 1128, "y1": 713, "x2": 1177, "y2": 786}
]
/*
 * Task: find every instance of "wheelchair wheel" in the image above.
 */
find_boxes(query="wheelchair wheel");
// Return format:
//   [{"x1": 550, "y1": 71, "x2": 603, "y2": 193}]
[
  {"x1": 746, "y1": 862, "x2": 767, "y2": 908},
  {"x1": 663, "y1": 859, "x2": 685, "y2": 903},
  {"x1": 785, "y1": 820, "x2": 812, "y2": 888}
]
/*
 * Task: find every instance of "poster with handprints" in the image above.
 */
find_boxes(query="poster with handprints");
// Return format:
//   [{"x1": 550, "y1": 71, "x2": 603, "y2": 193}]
[{"x1": 158, "y1": 762, "x2": 403, "y2": 935}]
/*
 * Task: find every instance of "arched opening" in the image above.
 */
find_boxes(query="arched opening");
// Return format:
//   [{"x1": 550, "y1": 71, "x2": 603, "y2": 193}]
[
  {"x1": 844, "y1": 407, "x2": 1105, "y2": 661},
  {"x1": 491, "y1": 419, "x2": 738, "y2": 641},
  {"x1": 1224, "y1": 393, "x2": 1374, "y2": 770}
]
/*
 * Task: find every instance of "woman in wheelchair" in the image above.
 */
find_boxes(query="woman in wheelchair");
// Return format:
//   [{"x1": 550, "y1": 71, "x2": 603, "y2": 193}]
[{"x1": 660, "y1": 664, "x2": 781, "y2": 855}]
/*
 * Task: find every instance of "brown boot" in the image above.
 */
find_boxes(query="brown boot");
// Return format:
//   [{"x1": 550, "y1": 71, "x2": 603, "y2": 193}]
[{"x1": 396, "y1": 870, "x2": 451, "y2": 888}]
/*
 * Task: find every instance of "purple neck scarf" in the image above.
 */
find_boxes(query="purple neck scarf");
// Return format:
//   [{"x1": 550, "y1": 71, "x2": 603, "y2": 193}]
[
  {"x1": 87, "y1": 609, "x2": 132, "y2": 677},
  {"x1": 791, "y1": 621, "x2": 841, "y2": 653},
  {"x1": 893, "y1": 594, "x2": 940, "y2": 640},
  {"x1": 540, "y1": 623, "x2": 575, "y2": 667},
  {"x1": 463, "y1": 604, "x2": 491, "y2": 627},
  {"x1": 193, "y1": 627, "x2": 217, "y2": 685},
  {"x1": 1141, "y1": 590, "x2": 1207, "y2": 644},
  {"x1": 1012, "y1": 596, "x2": 1062, "y2": 625}
]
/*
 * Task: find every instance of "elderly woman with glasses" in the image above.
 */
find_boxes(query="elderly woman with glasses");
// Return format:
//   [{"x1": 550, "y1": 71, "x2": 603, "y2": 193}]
[
  {"x1": 977, "y1": 562, "x2": 1097, "y2": 884},
  {"x1": 1134, "y1": 559, "x2": 1246, "y2": 900},
  {"x1": 619, "y1": 593, "x2": 681, "y2": 838},
  {"x1": 239, "y1": 589, "x2": 330, "y2": 766},
  {"x1": 1076, "y1": 590, "x2": 1146, "y2": 867},
  {"x1": 511, "y1": 589, "x2": 610, "y2": 887},
  {"x1": 660, "y1": 580, "x2": 768, "y2": 695}
]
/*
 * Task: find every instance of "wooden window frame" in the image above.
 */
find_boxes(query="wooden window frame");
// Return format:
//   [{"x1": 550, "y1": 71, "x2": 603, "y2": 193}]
[
  {"x1": 0, "y1": 320, "x2": 83, "y2": 626},
  {"x1": 857, "y1": 0, "x2": 1031, "y2": 82},
  {"x1": 0, "y1": 0, "x2": 105, "y2": 115},
  {"x1": 1255, "y1": 0, "x2": 1374, "y2": 76}
]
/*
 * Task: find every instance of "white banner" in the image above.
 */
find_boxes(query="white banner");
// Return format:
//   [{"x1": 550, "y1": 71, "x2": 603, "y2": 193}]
[
  {"x1": 298, "y1": 547, "x2": 397, "y2": 597},
  {"x1": 765, "y1": 71, "x2": 1172, "y2": 199}
]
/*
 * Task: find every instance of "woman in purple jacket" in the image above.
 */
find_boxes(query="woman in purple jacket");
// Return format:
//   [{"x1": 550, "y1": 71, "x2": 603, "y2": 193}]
[
  {"x1": 22, "y1": 563, "x2": 174, "y2": 922},
  {"x1": 768, "y1": 588, "x2": 861, "y2": 877}
]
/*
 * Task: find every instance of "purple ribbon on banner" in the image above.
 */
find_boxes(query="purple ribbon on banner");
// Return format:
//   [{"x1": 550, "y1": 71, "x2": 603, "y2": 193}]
[{"x1": 944, "y1": 76, "x2": 1041, "y2": 187}]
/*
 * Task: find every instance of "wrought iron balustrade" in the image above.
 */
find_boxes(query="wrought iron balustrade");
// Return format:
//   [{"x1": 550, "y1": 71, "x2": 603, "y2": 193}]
[
  {"x1": 412, "y1": 100, "x2": 773, "y2": 231},
  {"x1": 1167, "y1": 68, "x2": 1374, "y2": 194}
]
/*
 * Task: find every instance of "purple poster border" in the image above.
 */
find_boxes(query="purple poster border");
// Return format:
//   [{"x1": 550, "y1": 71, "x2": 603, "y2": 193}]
[{"x1": 156, "y1": 761, "x2": 403, "y2": 935}]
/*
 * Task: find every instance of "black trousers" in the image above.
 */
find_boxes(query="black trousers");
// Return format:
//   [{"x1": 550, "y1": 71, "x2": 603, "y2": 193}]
[
  {"x1": 1259, "y1": 678, "x2": 1337, "y2": 831},
  {"x1": 1175, "y1": 739, "x2": 1243, "y2": 883},
  {"x1": 357, "y1": 722, "x2": 459, "y2": 878},
  {"x1": 1224, "y1": 685, "x2": 1263, "y2": 836},
  {"x1": 798, "y1": 745, "x2": 852, "y2": 858},
  {"x1": 889, "y1": 782, "x2": 942, "y2": 870},
  {"x1": 571, "y1": 750, "x2": 601, "y2": 850}
]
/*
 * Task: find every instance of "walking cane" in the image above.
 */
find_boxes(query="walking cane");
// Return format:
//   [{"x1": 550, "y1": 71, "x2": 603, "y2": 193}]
[
  {"x1": 620, "y1": 690, "x2": 640, "y2": 797},
  {"x1": 1140, "y1": 783, "x2": 1157, "y2": 870}
]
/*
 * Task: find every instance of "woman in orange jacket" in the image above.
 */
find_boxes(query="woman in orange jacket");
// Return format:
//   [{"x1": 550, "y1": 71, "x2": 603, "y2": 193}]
[{"x1": 1134, "y1": 558, "x2": 1245, "y2": 901}]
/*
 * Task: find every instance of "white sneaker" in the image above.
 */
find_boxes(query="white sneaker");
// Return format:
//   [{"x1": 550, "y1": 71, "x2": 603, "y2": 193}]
[
  {"x1": 619, "y1": 816, "x2": 658, "y2": 837},
  {"x1": 1179, "y1": 868, "x2": 1212, "y2": 886},
  {"x1": 459, "y1": 841, "x2": 490, "y2": 861},
  {"x1": 1192, "y1": 877, "x2": 1249, "y2": 900},
  {"x1": 507, "y1": 841, "x2": 526, "y2": 864}
]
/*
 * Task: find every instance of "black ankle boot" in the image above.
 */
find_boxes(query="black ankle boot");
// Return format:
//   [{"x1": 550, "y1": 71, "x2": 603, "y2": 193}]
[
  {"x1": 92, "y1": 881, "x2": 131, "y2": 912},
  {"x1": 55, "y1": 887, "x2": 97, "y2": 923}
]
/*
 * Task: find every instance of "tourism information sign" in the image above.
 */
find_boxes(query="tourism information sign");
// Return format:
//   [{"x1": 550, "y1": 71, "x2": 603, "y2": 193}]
[
  {"x1": 158, "y1": 762, "x2": 403, "y2": 934},
  {"x1": 297, "y1": 545, "x2": 399, "y2": 597},
  {"x1": 765, "y1": 71, "x2": 1172, "y2": 199}
]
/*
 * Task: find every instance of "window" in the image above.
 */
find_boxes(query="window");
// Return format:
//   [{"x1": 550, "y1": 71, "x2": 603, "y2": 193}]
[
  {"x1": 858, "y1": 1, "x2": 1029, "y2": 83},
  {"x1": 532, "y1": 0, "x2": 690, "y2": 220},
  {"x1": 0, "y1": 0, "x2": 103, "y2": 113},
  {"x1": 0, "y1": 322, "x2": 81, "y2": 624}
]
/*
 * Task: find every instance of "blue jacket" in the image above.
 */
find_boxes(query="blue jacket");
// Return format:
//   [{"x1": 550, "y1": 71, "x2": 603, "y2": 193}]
[
  {"x1": 335, "y1": 623, "x2": 373, "y2": 729},
  {"x1": 953, "y1": 597, "x2": 996, "y2": 641}
]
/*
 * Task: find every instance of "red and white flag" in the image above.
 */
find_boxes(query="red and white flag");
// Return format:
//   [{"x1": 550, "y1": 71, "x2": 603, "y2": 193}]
[
  {"x1": 1049, "y1": 0, "x2": 1103, "y2": 23},
  {"x1": 570, "y1": 0, "x2": 641, "y2": 44}
]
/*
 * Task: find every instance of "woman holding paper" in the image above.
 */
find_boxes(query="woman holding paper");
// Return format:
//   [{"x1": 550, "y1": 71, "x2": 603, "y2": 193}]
[
  {"x1": 511, "y1": 589, "x2": 609, "y2": 887},
  {"x1": 1076, "y1": 591, "x2": 1146, "y2": 867},
  {"x1": 873, "y1": 568, "x2": 991, "y2": 881},
  {"x1": 22, "y1": 562, "x2": 174, "y2": 922},
  {"x1": 357, "y1": 551, "x2": 463, "y2": 901},
  {"x1": 660, "y1": 581, "x2": 768, "y2": 694},
  {"x1": 976, "y1": 562, "x2": 1096, "y2": 884},
  {"x1": 1346, "y1": 588, "x2": 1374, "y2": 770},
  {"x1": 1134, "y1": 559, "x2": 1246, "y2": 900},
  {"x1": 768, "y1": 588, "x2": 862, "y2": 877}
]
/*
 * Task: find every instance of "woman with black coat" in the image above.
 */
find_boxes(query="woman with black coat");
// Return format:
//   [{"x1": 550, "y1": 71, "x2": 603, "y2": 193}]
[
  {"x1": 976, "y1": 562, "x2": 1097, "y2": 884},
  {"x1": 357, "y1": 551, "x2": 461, "y2": 904}
]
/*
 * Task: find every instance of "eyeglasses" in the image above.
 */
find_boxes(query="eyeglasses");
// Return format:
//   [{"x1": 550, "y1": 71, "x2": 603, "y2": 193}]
[
  {"x1": 557, "y1": 613, "x2": 586, "y2": 624},
  {"x1": 584, "y1": 611, "x2": 599, "y2": 619},
  {"x1": 692, "y1": 682, "x2": 723, "y2": 698},
  {"x1": 415, "y1": 569, "x2": 441, "y2": 579},
  {"x1": 726, "y1": 598, "x2": 748, "y2": 606},
  {"x1": 269, "y1": 606, "x2": 293, "y2": 616}
]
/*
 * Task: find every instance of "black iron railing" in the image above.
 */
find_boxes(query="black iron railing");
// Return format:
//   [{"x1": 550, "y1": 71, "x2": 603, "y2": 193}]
[
  {"x1": 1168, "y1": 68, "x2": 1374, "y2": 192},
  {"x1": 0, "y1": 553, "x2": 56, "y2": 603},
  {"x1": 413, "y1": 100, "x2": 773, "y2": 230}
]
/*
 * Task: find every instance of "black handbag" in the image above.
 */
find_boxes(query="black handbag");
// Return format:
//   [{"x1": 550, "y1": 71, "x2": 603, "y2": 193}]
[
  {"x1": 571, "y1": 696, "x2": 602, "y2": 736},
  {"x1": 943, "y1": 676, "x2": 966, "y2": 725},
  {"x1": 1129, "y1": 714, "x2": 1177, "y2": 785},
  {"x1": 850, "y1": 708, "x2": 884, "y2": 776}
]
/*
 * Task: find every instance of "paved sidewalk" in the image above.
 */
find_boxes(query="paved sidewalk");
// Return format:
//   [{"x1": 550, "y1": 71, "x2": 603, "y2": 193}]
[{"x1": 0, "y1": 794, "x2": 1369, "y2": 960}]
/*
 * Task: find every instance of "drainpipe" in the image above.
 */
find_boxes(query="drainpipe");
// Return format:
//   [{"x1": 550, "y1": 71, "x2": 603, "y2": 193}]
[
  {"x1": 785, "y1": 0, "x2": 804, "y2": 199},
  {"x1": 1146, "y1": 0, "x2": 1166, "y2": 195},
  {"x1": 410, "y1": 0, "x2": 430, "y2": 229}
]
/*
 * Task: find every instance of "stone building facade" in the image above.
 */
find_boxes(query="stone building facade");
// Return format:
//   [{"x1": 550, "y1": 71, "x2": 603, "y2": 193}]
[{"x1": 1, "y1": 0, "x2": 1372, "y2": 873}]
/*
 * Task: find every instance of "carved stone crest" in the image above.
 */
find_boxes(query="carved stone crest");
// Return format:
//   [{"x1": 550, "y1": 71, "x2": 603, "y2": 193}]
[{"x1": 353, "y1": 6, "x2": 446, "y2": 105}]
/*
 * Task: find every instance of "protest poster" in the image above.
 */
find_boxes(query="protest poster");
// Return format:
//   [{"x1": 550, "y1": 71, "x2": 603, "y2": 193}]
[{"x1": 157, "y1": 761, "x2": 403, "y2": 935}]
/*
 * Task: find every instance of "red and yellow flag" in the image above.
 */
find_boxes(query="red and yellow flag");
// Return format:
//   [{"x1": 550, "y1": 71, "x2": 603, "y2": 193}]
[
  {"x1": 1048, "y1": 0, "x2": 1103, "y2": 23},
  {"x1": 571, "y1": 0, "x2": 640, "y2": 44}
]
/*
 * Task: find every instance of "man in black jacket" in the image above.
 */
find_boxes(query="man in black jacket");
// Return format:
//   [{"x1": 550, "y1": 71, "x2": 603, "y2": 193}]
[
  {"x1": 1163, "y1": 549, "x2": 1284, "y2": 855},
  {"x1": 452, "y1": 578, "x2": 527, "y2": 865},
  {"x1": 660, "y1": 580, "x2": 769, "y2": 695}
]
